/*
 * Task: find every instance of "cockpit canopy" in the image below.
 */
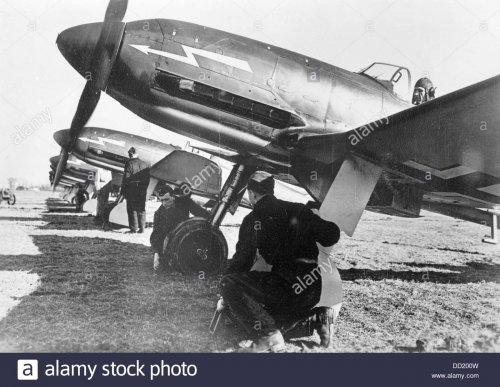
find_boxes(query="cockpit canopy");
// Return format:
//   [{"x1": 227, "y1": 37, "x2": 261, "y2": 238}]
[{"x1": 359, "y1": 62, "x2": 412, "y2": 102}]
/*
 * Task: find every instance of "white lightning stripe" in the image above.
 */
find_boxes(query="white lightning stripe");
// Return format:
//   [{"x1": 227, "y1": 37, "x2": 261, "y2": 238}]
[
  {"x1": 477, "y1": 184, "x2": 500, "y2": 197},
  {"x1": 61, "y1": 174, "x2": 86, "y2": 183},
  {"x1": 129, "y1": 44, "x2": 253, "y2": 73},
  {"x1": 404, "y1": 161, "x2": 476, "y2": 179},
  {"x1": 78, "y1": 137, "x2": 126, "y2": 147}
]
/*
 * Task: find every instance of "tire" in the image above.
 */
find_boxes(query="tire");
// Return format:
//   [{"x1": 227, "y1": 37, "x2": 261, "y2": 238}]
[
  {"x1": 165, "y1": 218, "x2": 228, "y2": 275},
  {"x1": 8, "y1": 194, "x2": 16, "y2": 205}
]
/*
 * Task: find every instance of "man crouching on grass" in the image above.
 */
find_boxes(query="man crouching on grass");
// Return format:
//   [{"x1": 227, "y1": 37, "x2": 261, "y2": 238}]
[
  {"x1": 150, "y1": 183, "x2": 209, "y2": 272},
  {"x1": 220, "y1": 171, "x2": 340, "y2": 352}
]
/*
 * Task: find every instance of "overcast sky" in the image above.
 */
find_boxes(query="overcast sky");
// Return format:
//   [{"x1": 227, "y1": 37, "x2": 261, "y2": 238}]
[{"x1": 1, "y1": 0, "x2": 499, "y2": 187}]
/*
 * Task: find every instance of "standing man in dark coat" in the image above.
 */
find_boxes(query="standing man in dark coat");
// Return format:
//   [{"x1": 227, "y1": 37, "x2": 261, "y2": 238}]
[
  {"x1": 150, "y1": 183, "x2": 210, "y2": 271},
  {"x1": 220, "y1": 171, "x2": 341, "y2": 352},
  {"x1": 122, "y1": 147, "x2": 150, "y2": 233}
]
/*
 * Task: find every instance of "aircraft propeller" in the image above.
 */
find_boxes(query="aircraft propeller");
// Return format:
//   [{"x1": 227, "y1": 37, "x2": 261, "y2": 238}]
[{"x1": 52, "y1": 0, "x2": 128, "y2": 188}]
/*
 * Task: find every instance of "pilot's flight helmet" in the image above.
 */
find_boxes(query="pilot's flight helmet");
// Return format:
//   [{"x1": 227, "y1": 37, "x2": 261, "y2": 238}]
[{"x1": 412, "y1": 77, "x2": 436, "y2": 105}]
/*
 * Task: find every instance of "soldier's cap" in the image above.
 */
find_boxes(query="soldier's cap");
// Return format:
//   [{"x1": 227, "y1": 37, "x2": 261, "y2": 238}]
[
  {"x1": 154, "y1": 185, "x2": 174, "y2": 200},
  {"x1": 247, "y1": 171, "x2": 274, "y2": 195},
  {"x1": 128, "y1": 147, "x2": 136, "y2": 155}
]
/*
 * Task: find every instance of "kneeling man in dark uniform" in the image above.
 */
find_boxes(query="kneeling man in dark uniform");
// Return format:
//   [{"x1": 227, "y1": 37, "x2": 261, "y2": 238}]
[
  {"x1": 221, "y1": 172, "x2": 340, "y2": 352},
  {"x1": 151, "y1": 183, "x2": 210, "y2": 271}
]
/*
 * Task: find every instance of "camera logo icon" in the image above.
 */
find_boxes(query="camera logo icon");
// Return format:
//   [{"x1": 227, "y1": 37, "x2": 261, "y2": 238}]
[{"x1": 17, "y1": 359, "x2": 38, "y2": 380}]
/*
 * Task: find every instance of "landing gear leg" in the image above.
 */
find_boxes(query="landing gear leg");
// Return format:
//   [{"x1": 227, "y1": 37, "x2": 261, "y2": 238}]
[
  {"x1": 166, "y1": 164, "x2": 256, "y2": 275},
  {"x1": 482, "y1": 212, "x2": 498, "y2": 244},
  {"x1": 208, "y1": 164, "x2": 256, "y2": 228}
]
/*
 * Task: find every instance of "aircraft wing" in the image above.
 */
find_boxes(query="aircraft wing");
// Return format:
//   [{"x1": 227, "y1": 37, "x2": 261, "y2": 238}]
[
  {"x1": 149, "y1": 150, "x2": 222, "y2": 197},
  {"x1": 292, "y1": 75, "x2": 500, "y2": 234},
  {"x1": 189, "y1": 145, "x2": 240, "y2": 163},
  {"x1": 355, "y1": 75, "x2": 499, "y2": 206}
]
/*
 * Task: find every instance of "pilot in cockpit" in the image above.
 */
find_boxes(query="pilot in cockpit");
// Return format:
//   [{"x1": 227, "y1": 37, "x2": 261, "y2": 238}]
[{"x1": 412, "y1": 77, "x2": 436, "y2": 105}]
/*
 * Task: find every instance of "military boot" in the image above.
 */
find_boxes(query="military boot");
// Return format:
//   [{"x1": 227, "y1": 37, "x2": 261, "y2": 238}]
[
  {"x1": 235, "y1": 330, "x2": 285, "y2": 353},
  {"x1": 137, "y1": 211, "x2": 146, "y2": 233},
  {"x1": 312, "y1": 307, "x2": 335, "y2": 347}
]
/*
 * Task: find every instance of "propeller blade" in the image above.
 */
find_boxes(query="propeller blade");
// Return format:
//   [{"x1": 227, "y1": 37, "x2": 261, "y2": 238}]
[
  {"x1": 104, "y1": 0, "x2": 128, "y2": 23},
  {"x1": 55, "y1": 0, "x2": 127, "y2": 187},
  {"x1": 90, "y1": 21, "x2": 126, "y2": 91},
  {"x1": 52, "y1": 149, "x2": 70, "y2": 189},
  {"x1": 69, "y1": 82, "x2": 101, "y2": 140},
  {"x1": 89, "y1": 0, "x2": 128, "y2": 91},
  {"x1": 55, "y1": 81, "x2": 99, "y2": 188}
]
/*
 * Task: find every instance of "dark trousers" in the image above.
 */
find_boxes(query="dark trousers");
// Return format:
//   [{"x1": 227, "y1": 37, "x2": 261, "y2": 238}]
[
  {"x1": 126, "y1": 199, "x2": 146, "y2": 232},
  {"x1": 96, "y1": 182, "x2": 112, "y2": 220},
  {"x1": 75, "y1": 195, "x2": 87, "y2": 212},
  {"x1": 221, "y1": 271, "x2": 321, "y2": 337}
]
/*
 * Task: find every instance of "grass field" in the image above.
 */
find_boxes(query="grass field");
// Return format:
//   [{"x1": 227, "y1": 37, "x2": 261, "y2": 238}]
[{"x1": 0, "y1": 190, "x2": 499, "y2": 352}]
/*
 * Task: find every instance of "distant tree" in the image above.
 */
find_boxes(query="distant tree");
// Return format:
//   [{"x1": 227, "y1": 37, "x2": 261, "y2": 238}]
[{"x1": 38, "y1": 184, "x2": 52, "y2": 191}]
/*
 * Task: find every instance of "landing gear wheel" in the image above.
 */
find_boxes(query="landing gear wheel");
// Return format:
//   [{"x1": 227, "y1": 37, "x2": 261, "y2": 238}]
[
  {"x1": 8, "y1": 194, "x2": 16, "y2": 205},
  {"x1": 165, "y1": 218, "x2": 228, "y2": 275}
]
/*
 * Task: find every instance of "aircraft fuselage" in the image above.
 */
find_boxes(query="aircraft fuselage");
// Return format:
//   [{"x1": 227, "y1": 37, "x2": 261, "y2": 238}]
[
  {"x1": 58, "y1": 19, "x2": 411, "y2": 168},
  {"x1": 54, "y1": 127, "x2": 180, "y2": 173}
]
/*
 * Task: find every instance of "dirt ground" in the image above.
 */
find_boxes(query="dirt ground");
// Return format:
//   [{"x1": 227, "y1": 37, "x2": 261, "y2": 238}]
[{"x1": 0, "y1": 190, "x2": 499, "y2": 353}]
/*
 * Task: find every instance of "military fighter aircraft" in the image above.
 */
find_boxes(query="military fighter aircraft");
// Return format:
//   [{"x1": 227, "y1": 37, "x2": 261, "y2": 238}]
[
  {"x1": 54, "y1": 126, "x2": 222, "y2": 198},
  {"x1": 54, "y1": 0, "x2": 499, "y2": 290},
  {"x1": 54, "y1": 126, "x2": 224, "y2": 228},
  {"x1": 54, "y1": 126, "x2": 179, "y2": 174},
  {"x1": 53, "y1": 126, "x2": 308, "y2": 226},
  {"x1": 50, "y1": 154, "x2": 97, "y2": 187},
  {"x1": 48, "y1": 154, "x2": 99, "y2": 210},
  {"x1": 49, "y1": 154, "x2": 99, "y2": 204}
]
